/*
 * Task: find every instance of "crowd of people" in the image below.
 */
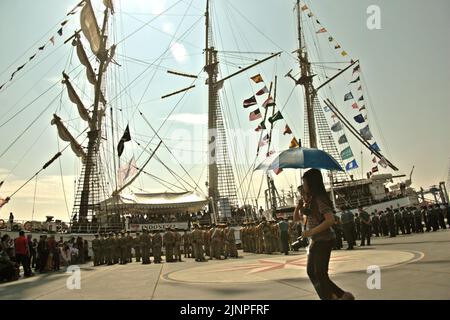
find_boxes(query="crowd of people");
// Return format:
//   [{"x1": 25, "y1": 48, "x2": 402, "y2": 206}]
[
  {"x1": 0, "y1": 232, "x2": 89, "y2": 282},
  {"x1": 2, "y1": 202, "x2": 449, "y2": 283}
]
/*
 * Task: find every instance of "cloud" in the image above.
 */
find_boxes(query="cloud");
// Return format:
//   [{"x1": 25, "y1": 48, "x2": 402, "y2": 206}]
[
  {"x1": 163, "y1": 22, "x2": 175, "y2": 35},
  {"x1": 167, "y1": 113, "x2": 207, "y2": 125},
  {"x1": 170, "y1": 42, "x2": 188, "y2": 63}
]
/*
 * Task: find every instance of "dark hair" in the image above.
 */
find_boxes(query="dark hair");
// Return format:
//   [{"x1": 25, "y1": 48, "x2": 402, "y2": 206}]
[
  {"x1": 19, "y1": 230, "x2": 25, "y2": 236},
  {"x1": 302, "y1": 168, "x2": 333, "y2": 207}
]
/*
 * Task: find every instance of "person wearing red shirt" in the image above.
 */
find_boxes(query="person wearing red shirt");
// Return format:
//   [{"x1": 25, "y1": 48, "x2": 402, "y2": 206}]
[{"x1": 15, "y1": 231, "x2": 33, "y2": 277}]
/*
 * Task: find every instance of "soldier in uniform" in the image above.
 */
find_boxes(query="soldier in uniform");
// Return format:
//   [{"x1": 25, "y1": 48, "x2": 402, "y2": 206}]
[
  {"x1": 134, "y1": 232, "x2": 142, "y2": 263},
  {"x1": 371, "y1": 212, "x2": 380, "y2": 237},
  {"x1": 118, "y1": 232, "x2": 127, "y2": 264},
  {"x1": 210, "y1": 224, "x2": 222, "y2": 260},
  {"x1": 354, "y1": 213, "x2": 361, "y2": 240},
  {"x1": 182, "y1": 230, "x2": 192, "y2": 258},
  {"x1": 112, "y1": 233, "x2": 120, "y2": 264},
  {"x1": 261, "y1": 218, "x2": 272, "y2": 254},
  {"x1": 437, "y1": 204, "x2": 447, "y2": 230},
  {"x1": 105, "y1": 233, "x2": 113, "y2": 265},
  {"x1": 250, "y1": 222, "x2": 257, "y2": 253},
  {"x1": 256, "y1": 221, "x2": 264, "y2": 254},
  {"x1": 240, "y1": 223, "x2": 247, "y2": 252},
  {"x1": 340, "y1": 207, "x2": 355, "y2": 250},
  {"x1": 224, "y1": 224, "x2": 238, "y2": 258},
  {"x1": 191, "y1": 224, "x2": 206, "y2": 262},
  {"x1": 219, "y1": 224, "x2": 227, "y2": 258},
  {"x1": 278, "y1": 217, "x2": 290, "y2": 255},
  {"x1": 99, "y1": 234, "x2": 106, "y2": 265},
  {"x1": 394, "y1": 209, "x2": 404, "y2": 235},
  {"x1": 413, "y1": 206, "x2": 423, "y2": 233},
  {"x1": 203, "y1": 226, "x2": 211, "y2": 257},
  {"x1": 163, "y1": 227, "x2": 174, "y2": 262},
  {"x1": 140, "y1": 229, "x2": 151, "y2": 264},
  {"x1": 380, "y1": 211, "x2": 389, "y2": 236},
  {"x1": 152, "y1": 230, "x2": 163, "y2": 263},
  {"x1": 271, "y1": 221, "x2": 280, "y2": 253},
  {"x1": 386, "y1": 208, "x2": 396, "y2": 237},
  {"x1": 173, "y1": 228, "x2": 183, "y2": 262},
  {"x1": 92, "y1": 234, "x2": 100, "y2": 266},
  {"x1": 400, "y1": 207, "x2": 411, "y2": 234},
  {"x1": 126, "y1": 231, "x2": 133, "y2": 262},
  {"x1": 358, "y1": 207, "x2": 371, "y2": 246}
]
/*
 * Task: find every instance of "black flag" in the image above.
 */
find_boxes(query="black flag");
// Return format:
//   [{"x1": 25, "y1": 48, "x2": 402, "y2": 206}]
[{"x1": 117, "y1": 125, "x2": 131, "y2": 157}]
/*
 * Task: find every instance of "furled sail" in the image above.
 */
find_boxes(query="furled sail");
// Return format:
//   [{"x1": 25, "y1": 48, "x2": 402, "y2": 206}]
[
  {"x1": 103, "y1": 0, "x2": 115, "y2": 14},
  {"x1": 103, "y1": 44, "x2": 117, "y2": 72},
  {"x1": 62, "y1": 72, "x2": 93, "y2": 128},
  {"x1": 72, "y1": 36, "x2": 97, "y2": 85},
  {"x1": 51, "y1": 114, "x2": 86, "y2": 159},
  {"x1": 80, "y1": 0, "x2": 102, "y2": 57}
]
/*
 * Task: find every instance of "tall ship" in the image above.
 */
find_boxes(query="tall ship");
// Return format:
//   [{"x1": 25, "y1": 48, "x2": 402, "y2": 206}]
[{"x1": 0, "y1": 0, "x2": 447, "y2": 235}]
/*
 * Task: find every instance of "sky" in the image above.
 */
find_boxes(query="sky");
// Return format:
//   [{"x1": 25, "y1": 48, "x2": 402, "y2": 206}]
[{"x1": 0, "y1": 0, "x2": 449, "y2": 221}]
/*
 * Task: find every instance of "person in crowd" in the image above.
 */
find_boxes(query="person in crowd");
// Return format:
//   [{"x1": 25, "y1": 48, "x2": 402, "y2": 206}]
[
  {"x1": 0, "y1": 244, "x2": 18, "y2": 282},
  {"x1": 1, "y1": 234, "x2": 15, "y2": 259},
  {"x1": 15, "y1": 231, "x2": 33, "y2": 278},
  {"x1": 60, "y1": 243, "x2": 71, "y2": 268}
]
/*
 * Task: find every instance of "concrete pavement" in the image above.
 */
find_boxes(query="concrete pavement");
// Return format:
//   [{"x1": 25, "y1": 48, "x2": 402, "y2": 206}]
[{"x1": 1, "y1": 229, "x2": 449, "y2": 300}]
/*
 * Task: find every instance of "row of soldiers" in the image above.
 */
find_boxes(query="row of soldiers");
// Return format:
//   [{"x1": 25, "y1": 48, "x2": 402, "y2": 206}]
[
  {"x1": 91, "y1": 223, "x2": 239, "y2": 265},
  {"x1": 335, "y1": 204, "x2": 450, "y2": 250},
  {"x1": 190, "y1": 224, "x2": 238, "y2": 262},
  {"x1": 240, "y1": 217, "x2": 293, "y2": 255}
]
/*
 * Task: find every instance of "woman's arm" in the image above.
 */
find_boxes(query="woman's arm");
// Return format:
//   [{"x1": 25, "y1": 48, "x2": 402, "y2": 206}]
[
  {"x1": 312, "y1": 212, "x2": 334, "y2": 234},
  {"x1": 293, "y1": 199, "x2": 304, "y2": 222}
]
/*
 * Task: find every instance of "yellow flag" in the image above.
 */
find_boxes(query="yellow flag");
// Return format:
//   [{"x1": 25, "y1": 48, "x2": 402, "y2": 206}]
[{"x1": 289, "y1": 137, "x2": 299, "y2": 149}]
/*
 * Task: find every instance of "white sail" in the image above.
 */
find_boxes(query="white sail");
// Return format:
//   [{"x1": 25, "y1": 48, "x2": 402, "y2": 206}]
[
  {"x1": 80, "y1": 0, "x2": 101, "y2": 56},
  {"x1": 62, "y1": 72, "x2": 93, "y2": 128},
  {"x1": 51, "y1": 114, "x2": 86, "y2": 159},
  {"x1": 73, "y1": 38, "x2": 97, "y2": 85}
]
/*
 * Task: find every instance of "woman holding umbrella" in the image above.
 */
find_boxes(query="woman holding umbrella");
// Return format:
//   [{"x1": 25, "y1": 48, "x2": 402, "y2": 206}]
[{"x1": 294, "y1": 168, "x2": 355, "y2": 300}]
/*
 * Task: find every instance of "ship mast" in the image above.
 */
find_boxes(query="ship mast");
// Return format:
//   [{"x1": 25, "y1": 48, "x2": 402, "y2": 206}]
[
  {"x1": 204, "y1": 0, "x2": 220, "y2": 216},
  {"x1": 204, "y1": 0, "x2": 280, "y2": 220},
  {"x1": 295, "y1": 0, "x2": 317, "y2": 148},
  {"x1": 78, "y1": 6, "x2": 110, "y2": 219}
]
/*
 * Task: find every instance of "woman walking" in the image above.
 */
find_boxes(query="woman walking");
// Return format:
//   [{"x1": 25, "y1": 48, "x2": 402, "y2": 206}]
[{"x1": 294, "y1": 168, "x2": 355, "y2": 300}]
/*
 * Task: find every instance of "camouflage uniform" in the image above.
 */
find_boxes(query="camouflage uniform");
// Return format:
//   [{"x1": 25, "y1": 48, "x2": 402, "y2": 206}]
[
  {"x1": 203, "y1": 227, "x2": 211, "y2": 257},
  {"x1": 182, "y1": 231, "x2": 192, "y2": 258},
  {"x1": 174, "y1": 229, "x2": 182, "y2": 262},
  {"x1": 163, "y1": 228, "x2": 174, "y2": 262},
  {"x1": 225, "y1": 226, "x2": 238, "y2": 258},
  {"x1": 256, "y1": 222, "x2": 264, "y2": 254},
  {"x1": 152, "y1": 231, "x2": 162, "y2": 263},
  {"x1": 191, "y1": 225, "x2": 206, "y2": 261}
]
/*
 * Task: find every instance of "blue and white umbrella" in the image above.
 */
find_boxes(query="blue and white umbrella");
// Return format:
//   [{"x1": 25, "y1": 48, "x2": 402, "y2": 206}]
[{"x1": 255, "y1": 148, "x2": 343, "y2": 172}]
